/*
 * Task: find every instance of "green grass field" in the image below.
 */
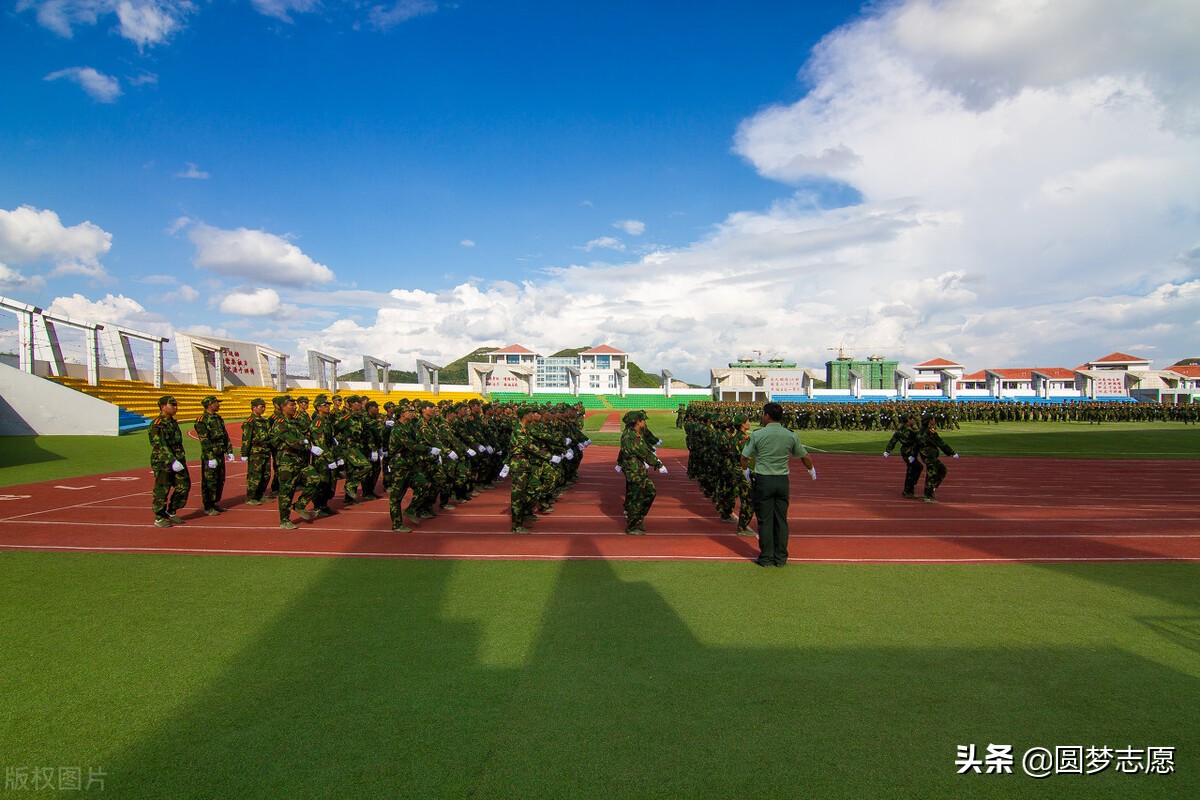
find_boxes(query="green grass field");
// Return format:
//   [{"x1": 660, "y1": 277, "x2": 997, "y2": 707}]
[
  {"x1": 1, "y1": 553, "x2": 1196, "y2": 798},
  {"x1": 584, "y1": 413, "x2": 1200, "y2": 459},
  {"x1": 3, "y1": 420, "x2": 1198, "y2": 797}
]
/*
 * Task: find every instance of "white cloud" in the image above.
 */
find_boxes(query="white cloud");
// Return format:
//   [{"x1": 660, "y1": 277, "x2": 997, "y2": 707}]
[
  {"x1": 460, "y1": 239, "x2": 476, "y2": 248},
  {"x1": 614, "y1": 219, "x2": 646, "y2": 236},
  {"x1": 19, "y1": 1, "x2": 196, "y2": 48},
  {"x1": 115, "y1": 0, "x2": 193, "y2": 48},
  {"x1": 186, "y1": 222, "x2": 335, "y2": 287},
  {"x1": 174, "y1": 162, "x2": 209, "y2": 179},
  {"x1": 44, "y1": 67, "x2": 122, "y2": 102},
  {"x1": 250, "y1": 0, "x2": 319, "y2": 23},
  {"x1": 0, "y1": 263, "x2": 47, "y2": 293},
  {"x1": 220, "y1": 287, "x2": 282, "y2": 317},
  {"x1": 367, "y1": 0, "x2": 437, "y2": 31},
  {"x1": 582, "y1": 236, "x2": 624, "y2": 252},
  {"x1": 0, "y1": 205, "x2": 113, "y2": 281}
]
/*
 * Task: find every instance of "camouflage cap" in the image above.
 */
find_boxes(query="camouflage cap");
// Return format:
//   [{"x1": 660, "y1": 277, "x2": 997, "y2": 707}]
[
  {"x1": 366, "y1": 400, "x2": 379, "y2": 410},
  {"x1": 383, "y1": 401, "x2": 395, "y2": 410},
  {"x1": 250, "y1": 398, "x2": 266, "y2": 407},
  {"x1": 296, "y1": 395, "x2": 310, "y2": 403},
  {"x1": 158, "y1": 395, "x2": 177, "y2": 407},
  {"x1": 313, "y1": 394, "x2": 329, "y2": 406},
  {"x1": 281, "y1": 395, "x2": 296, "y2": 405},
  {"x1": 332, "y1": 394, "x2": 343, "y2": 401},
  {"x1": 273, "y1": 395, "x2": 286, "y2": 407},
  {"x1": 200, "y1": 395, "x2": 218, "y2": 407}
]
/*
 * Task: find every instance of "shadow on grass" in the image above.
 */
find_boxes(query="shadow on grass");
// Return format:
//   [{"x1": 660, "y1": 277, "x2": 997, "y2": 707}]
[
  {"x1": 0, "y1": 435, "x2": 67, "y2": 468},
  {"x1": 91, "y1": 550, "x2": 1199, "y2": 799}
]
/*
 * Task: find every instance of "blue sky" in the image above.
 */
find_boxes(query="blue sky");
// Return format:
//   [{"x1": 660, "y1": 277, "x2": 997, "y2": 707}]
[{"x1": 2, "y1": 0, "x2": 1199, "y2": 384}]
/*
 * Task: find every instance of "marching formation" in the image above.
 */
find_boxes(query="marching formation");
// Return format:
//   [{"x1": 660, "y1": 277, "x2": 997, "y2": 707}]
[
  {"x1": 148, "y1": 393, "x2": 596, "y2": 533},
  {"x1": 147, "y1": 394, "x2": 963, "y2": 564}
]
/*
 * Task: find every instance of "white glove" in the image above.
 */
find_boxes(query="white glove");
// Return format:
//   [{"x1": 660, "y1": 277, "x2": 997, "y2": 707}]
[
  {"x1": 206, "y1": 459, "x2": 217, "y2": 469},
  {"x1": 385, "y1": 419, "x2": 395, "y2": 426},
  {"x1": 486, "y1": 445, "x2": 495, "y2": 454},
  {"x1": 565, "y1": 437, "x2": 572, "y2": 445},
  {"x1": 743, "y1": 468, "x2": 751, "y2": 483},
  {"x1": 656, "y1": 439, "x2": 663, "y2": 447},
  {"x1": 564, "y1": 449, "x2": 574, "y2": 460},
  {"x1": 499, "y1": 464, "x2": 510, "y2": 478},
  {"x1": 658, "y1": 465, "x2": 668, "y2": 474},
  {"x1": 467, "y1": 448, "x2": 477, "y2": 457},
  {"x1": 551, "y1": 455, "x2": 562, "y2": 464},
  {"x1": 381, "y1": 450, "x2": 388, "y2": 458},
  {"x1": 584, "y1": 439, "x2": 591, "y2": 447},
  {"x1": 226, "y1": 452, "x2": 236, "y2": 462},
  {"x1": 953, "y1": 453, "x2": 960, "y2": 458},
  {"x1": 614, "y1": 464, "x2": 623, "y2": 473},
  {"x1": 240, "y1": 456, "x2": 248, "y2": 462},
  {"x1": 310, "y1": 445, "x2": 324, "y2": 457},
  {"x1": 448, "y1": 451, "x2": 458, "y2": 461},
  {"x1": 370, "y1": 451, "x2": 378, "y2": 462},
  {"x1": 808, "y1": 467, "x2": 817, "y2": 480},
  {"x1": 908, "y1": 456, "x2": 915, "y2": 463},
  {"x1": 337, "y1": 458, "x2": 345, "y2": 467},
  {"x1": 171, "y1": 460, "x2": 185, "y2": 473},
  {"x1": 328, "y1": 461, "x2": 338, "y2": 470},
  {"x1": 883, "y1": 451, "x2": 890, "y2": 458},
  {"x1": 430, "y1": 446, "x2": 441, "y2": 456}
]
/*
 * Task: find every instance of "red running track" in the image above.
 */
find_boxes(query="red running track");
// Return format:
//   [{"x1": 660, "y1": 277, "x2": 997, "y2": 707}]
[{"x1": 1, "y1": 445, "x2": 1198, "y2": 564}]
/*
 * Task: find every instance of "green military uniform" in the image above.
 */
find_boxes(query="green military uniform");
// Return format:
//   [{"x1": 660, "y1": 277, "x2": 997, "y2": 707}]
[
  {"x1": 508, "y1": 409, "x2": 552, "y2": 532},
  {"x1": 271, "y1": 398, "x2": 309, "y2": 527},
  {"x1": 917, "y1": 421, "x2": 957, "y2": 503},
  {"x1": 386, "y1": 411, "x2": 429, "y2": 531},
  {"x1": 295, "y1": 395, "x2": 340, "y2": 519},
  {"x1": 195, "y1": 396, "x2": 232, "y2": 514},
  {"x1": 618, "y1": 411, "x2": 664, "y2": 534},
  {"x1": 884, "y1": 415, "x2": 923, "y2": 498},
  {"x1": 741, "y1": 412, "x2": 810, "y2": 566},
  {"x1": 240, "y1": 400, "x2": 272, "y2": 504},
  {"x1": 148, "y1": 396, "x2": 190, "y2": 526}
]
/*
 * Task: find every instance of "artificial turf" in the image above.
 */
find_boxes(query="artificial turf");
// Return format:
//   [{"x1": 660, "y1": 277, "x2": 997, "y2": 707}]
[
  {"x1": 586, "y1": 414, "x2": 1200, "y2": 459},
  {"x1": 1, "y1": 552, "x2": 1196, "y2": 798}
]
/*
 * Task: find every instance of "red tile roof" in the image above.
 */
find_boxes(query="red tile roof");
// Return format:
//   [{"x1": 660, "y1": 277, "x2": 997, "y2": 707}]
[
  {"x1": 1167, "y1": 365, "x2": 1200, "y2": 378},
  {"x1": 1032, "y1": 367, "x2": 1077, "y2": 379},
  {"x1": 491, "y1": 344, "x2": 536, "y2": 355},
  {"x1": 1091, "y1": 351, "x2": 1150, "y2": 364},
  {"x1": 987, "y1": 368, "x2": 1033, "y2": 380},
  {"x1": 960, "y1": 370, "x2": 987, "y2": 381},
  {"x1": 916, "y1": 358, "x2": 963, "y2": 368},
  {"x1": 582, "y1": 344, "x2": 626, "y2": 355}
]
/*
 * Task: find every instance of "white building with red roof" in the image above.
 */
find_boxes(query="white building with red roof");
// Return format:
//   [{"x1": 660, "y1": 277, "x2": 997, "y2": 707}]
[{"x1": 469, "y1": 343, "x2": 630, "y2": 396}]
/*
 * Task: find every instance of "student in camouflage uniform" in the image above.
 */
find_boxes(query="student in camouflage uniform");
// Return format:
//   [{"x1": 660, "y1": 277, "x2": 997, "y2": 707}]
[
  {"x1": 148, "y1": 395, "x2": 190, "y2": 527},
  {"x1": 732, "y1": 415, "x2": 755, "y2": 535},
  {"x1": 335, "y1": 395, "x2": 372, "y2": 503},
  {"x1": 271, "y1": 396, "x2": 309, "y2": 529},
  {"x1": 618, "y1": 410, "x2": 666, "y2": 534},
  {"x1": 266, "y1": 395, "x2": 285, "y2": 499},
  {"x1": 362, "y1": 400, "x2": 386, "y2": 500},
  {"x1": 195, "y1": 395, "x2": 232, "y2": 515},
  {"x1": 508, "y1": 406, "x2": 552, "y2": 533},
  {"x1": 386, "y1": 405, "x2": 427, "y2": 531},
  {"x1": 294, "y1": 395, "x2": 340, "y2": 521},
  {"x1": 917, "y1": 416, "x2": 958, "y2": 504},
  {"x1": 408, "y1": 402, "x2": 445, "y2": 519},
  {"x1": 241, "y1": 398, "x2": 272, "y2": 505},
  {"x1": 884, "y1": 413, "x2": 923, "y2": 499}
]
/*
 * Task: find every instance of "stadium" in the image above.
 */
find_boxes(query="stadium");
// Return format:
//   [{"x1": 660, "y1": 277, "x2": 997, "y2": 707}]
[{"x1": 2, "y1": 290, "x2": 1198, "y2": 798}]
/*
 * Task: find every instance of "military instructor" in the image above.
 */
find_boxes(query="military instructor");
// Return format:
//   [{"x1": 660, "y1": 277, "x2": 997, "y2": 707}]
[{"x1": 740, "y1": 401, "x2": 815, "y2": 567}]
